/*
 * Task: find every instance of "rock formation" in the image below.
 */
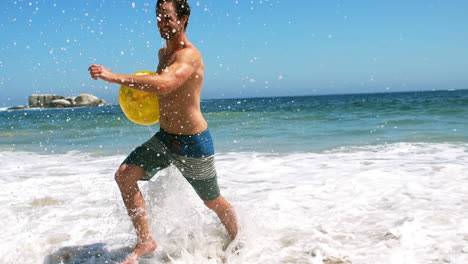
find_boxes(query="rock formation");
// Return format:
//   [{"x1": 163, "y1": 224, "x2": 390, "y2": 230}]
[
  {"x1": 7, "y1": 94, "x2": 108, "y2": 110},
  {"x1": 29, "y1": 93, "x2": 107, "y2": 108}
]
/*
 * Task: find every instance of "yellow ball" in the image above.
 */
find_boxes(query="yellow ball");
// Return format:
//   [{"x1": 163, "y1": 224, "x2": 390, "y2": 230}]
[{"x1": 118, "y1": 71, "x2": 160, "y2": 125}]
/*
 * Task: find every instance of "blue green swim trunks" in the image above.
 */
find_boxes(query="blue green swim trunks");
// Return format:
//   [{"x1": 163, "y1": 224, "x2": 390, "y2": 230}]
[{"x1": 122, "y1": 128, "x2": 220, "y2": 201}]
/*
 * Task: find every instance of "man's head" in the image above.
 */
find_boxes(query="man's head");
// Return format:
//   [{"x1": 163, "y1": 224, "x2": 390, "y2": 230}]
[{"x1": 156, "y1": 0, "x2": 191, "y2": 39}]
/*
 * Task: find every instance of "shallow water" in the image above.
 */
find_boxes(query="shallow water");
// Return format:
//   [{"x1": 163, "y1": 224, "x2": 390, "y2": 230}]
[{"x1": 1, "y1": 142, "x2": 467, "y2": 263}]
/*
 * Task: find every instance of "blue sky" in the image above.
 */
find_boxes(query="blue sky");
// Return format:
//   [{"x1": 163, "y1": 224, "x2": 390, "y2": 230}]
[{"x1": 1, "y1": 0, "x2": 468, "y2": 106}]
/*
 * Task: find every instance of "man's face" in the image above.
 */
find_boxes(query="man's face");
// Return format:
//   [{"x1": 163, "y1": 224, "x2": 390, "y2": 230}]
[{"x1": 156, "y1": 2, "x2": 183, "y2": 40}]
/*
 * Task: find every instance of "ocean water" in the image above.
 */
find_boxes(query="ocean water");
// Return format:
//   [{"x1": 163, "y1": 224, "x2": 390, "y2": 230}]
[{"x1": 1, "y1": 90, "x2": 468, "y2": 264}]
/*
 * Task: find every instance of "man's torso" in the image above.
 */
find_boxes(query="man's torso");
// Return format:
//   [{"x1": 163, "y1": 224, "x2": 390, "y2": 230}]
[{"x1": 156, "y1": 44, "x2": 207, "y2": 135}]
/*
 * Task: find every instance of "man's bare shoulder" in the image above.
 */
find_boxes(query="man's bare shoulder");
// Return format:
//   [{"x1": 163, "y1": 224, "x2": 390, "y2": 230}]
[
  {"x1": 179, "y1": 44, "x2": 201, "y2": 57},
  {"x1": 178, "y1": 45, "x2": 203, "y2": 66}
]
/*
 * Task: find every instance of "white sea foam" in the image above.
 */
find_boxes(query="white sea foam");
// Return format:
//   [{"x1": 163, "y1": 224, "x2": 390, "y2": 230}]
[{"x1": 1, "y1": 142, "x2": 467, "y2": 264}]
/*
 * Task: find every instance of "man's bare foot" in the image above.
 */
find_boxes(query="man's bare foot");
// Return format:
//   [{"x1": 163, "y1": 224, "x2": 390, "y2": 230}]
[{"x1": 119, "y1": 238, "x2": 157, "y2": 264}]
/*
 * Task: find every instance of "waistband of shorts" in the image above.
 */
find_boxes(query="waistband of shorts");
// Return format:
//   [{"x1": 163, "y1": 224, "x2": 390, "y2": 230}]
[
  {"x1": 156, "y1": 128, "x2": 214, "y2": 158},
  {"x1": 159, "y1": 128, "x2": 210, "y2": 139}
]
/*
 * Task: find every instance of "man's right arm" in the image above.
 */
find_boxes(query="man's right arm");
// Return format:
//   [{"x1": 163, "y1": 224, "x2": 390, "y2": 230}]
[{"x1": 88, "y1": 48, "x2": 200, "y2": 95}]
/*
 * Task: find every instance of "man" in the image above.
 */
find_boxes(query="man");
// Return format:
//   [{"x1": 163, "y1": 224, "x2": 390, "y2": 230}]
[{"x1": 88, "y1": 1, "x2": 238, "y2": 263}]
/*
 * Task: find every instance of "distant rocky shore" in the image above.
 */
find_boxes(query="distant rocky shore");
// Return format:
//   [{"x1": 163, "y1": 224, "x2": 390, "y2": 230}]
[{"x1": 7, "y1": 94, "x2": 108, "y2": 110}]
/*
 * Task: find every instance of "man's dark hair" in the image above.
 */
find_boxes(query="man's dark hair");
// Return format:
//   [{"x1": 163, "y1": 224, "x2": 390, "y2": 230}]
[{"x1": 156, "y1": 0, "x2": 191, "y2": 30}]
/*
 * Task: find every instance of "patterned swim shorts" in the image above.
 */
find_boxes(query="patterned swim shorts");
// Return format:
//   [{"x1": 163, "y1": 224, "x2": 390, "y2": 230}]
[{"x1": 121, "y1": 128, "x2": 220, "y2": 200}]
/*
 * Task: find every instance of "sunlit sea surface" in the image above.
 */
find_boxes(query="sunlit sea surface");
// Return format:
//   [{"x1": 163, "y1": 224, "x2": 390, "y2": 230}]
[{"x1": 1, "y1": 90, "x2": 468, "y2": 264}]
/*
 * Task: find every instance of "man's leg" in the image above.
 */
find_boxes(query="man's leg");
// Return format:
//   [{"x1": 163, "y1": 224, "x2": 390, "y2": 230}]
[
  {"x1": 204, "y1": 195, "x2": 238, "y2": 240},
  {"x1": 115, "y1": 164, "x2": 157, "y2": 264}
]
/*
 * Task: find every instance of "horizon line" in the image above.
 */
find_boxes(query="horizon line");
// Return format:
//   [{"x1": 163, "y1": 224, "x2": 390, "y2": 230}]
[{"x1": 202, "y1": 88, "x2": 468, "y2": 101}]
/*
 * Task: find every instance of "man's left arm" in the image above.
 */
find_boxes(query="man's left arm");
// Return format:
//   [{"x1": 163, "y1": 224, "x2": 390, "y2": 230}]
[{"x1": 88, "y1": 49, "x2": 199, "y2": 95}]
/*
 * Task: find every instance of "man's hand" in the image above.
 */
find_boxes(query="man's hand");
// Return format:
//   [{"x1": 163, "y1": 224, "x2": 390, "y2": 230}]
[{"x1": 88, "y1": 64, "x2": 117, "y2": 83}]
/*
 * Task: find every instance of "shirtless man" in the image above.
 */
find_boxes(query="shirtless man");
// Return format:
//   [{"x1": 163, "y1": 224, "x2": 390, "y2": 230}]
[{"x1": 88, "y1": 1, "x2": 238, "y2": 263}]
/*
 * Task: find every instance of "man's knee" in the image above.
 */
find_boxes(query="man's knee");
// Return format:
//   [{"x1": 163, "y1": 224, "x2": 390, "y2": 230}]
[
  {"x1": 114, "y1": 164, "x2": 128, "y2": 185},
  {"x1": 114, "y1": 164, "x2": 144, "y2": 186}
]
